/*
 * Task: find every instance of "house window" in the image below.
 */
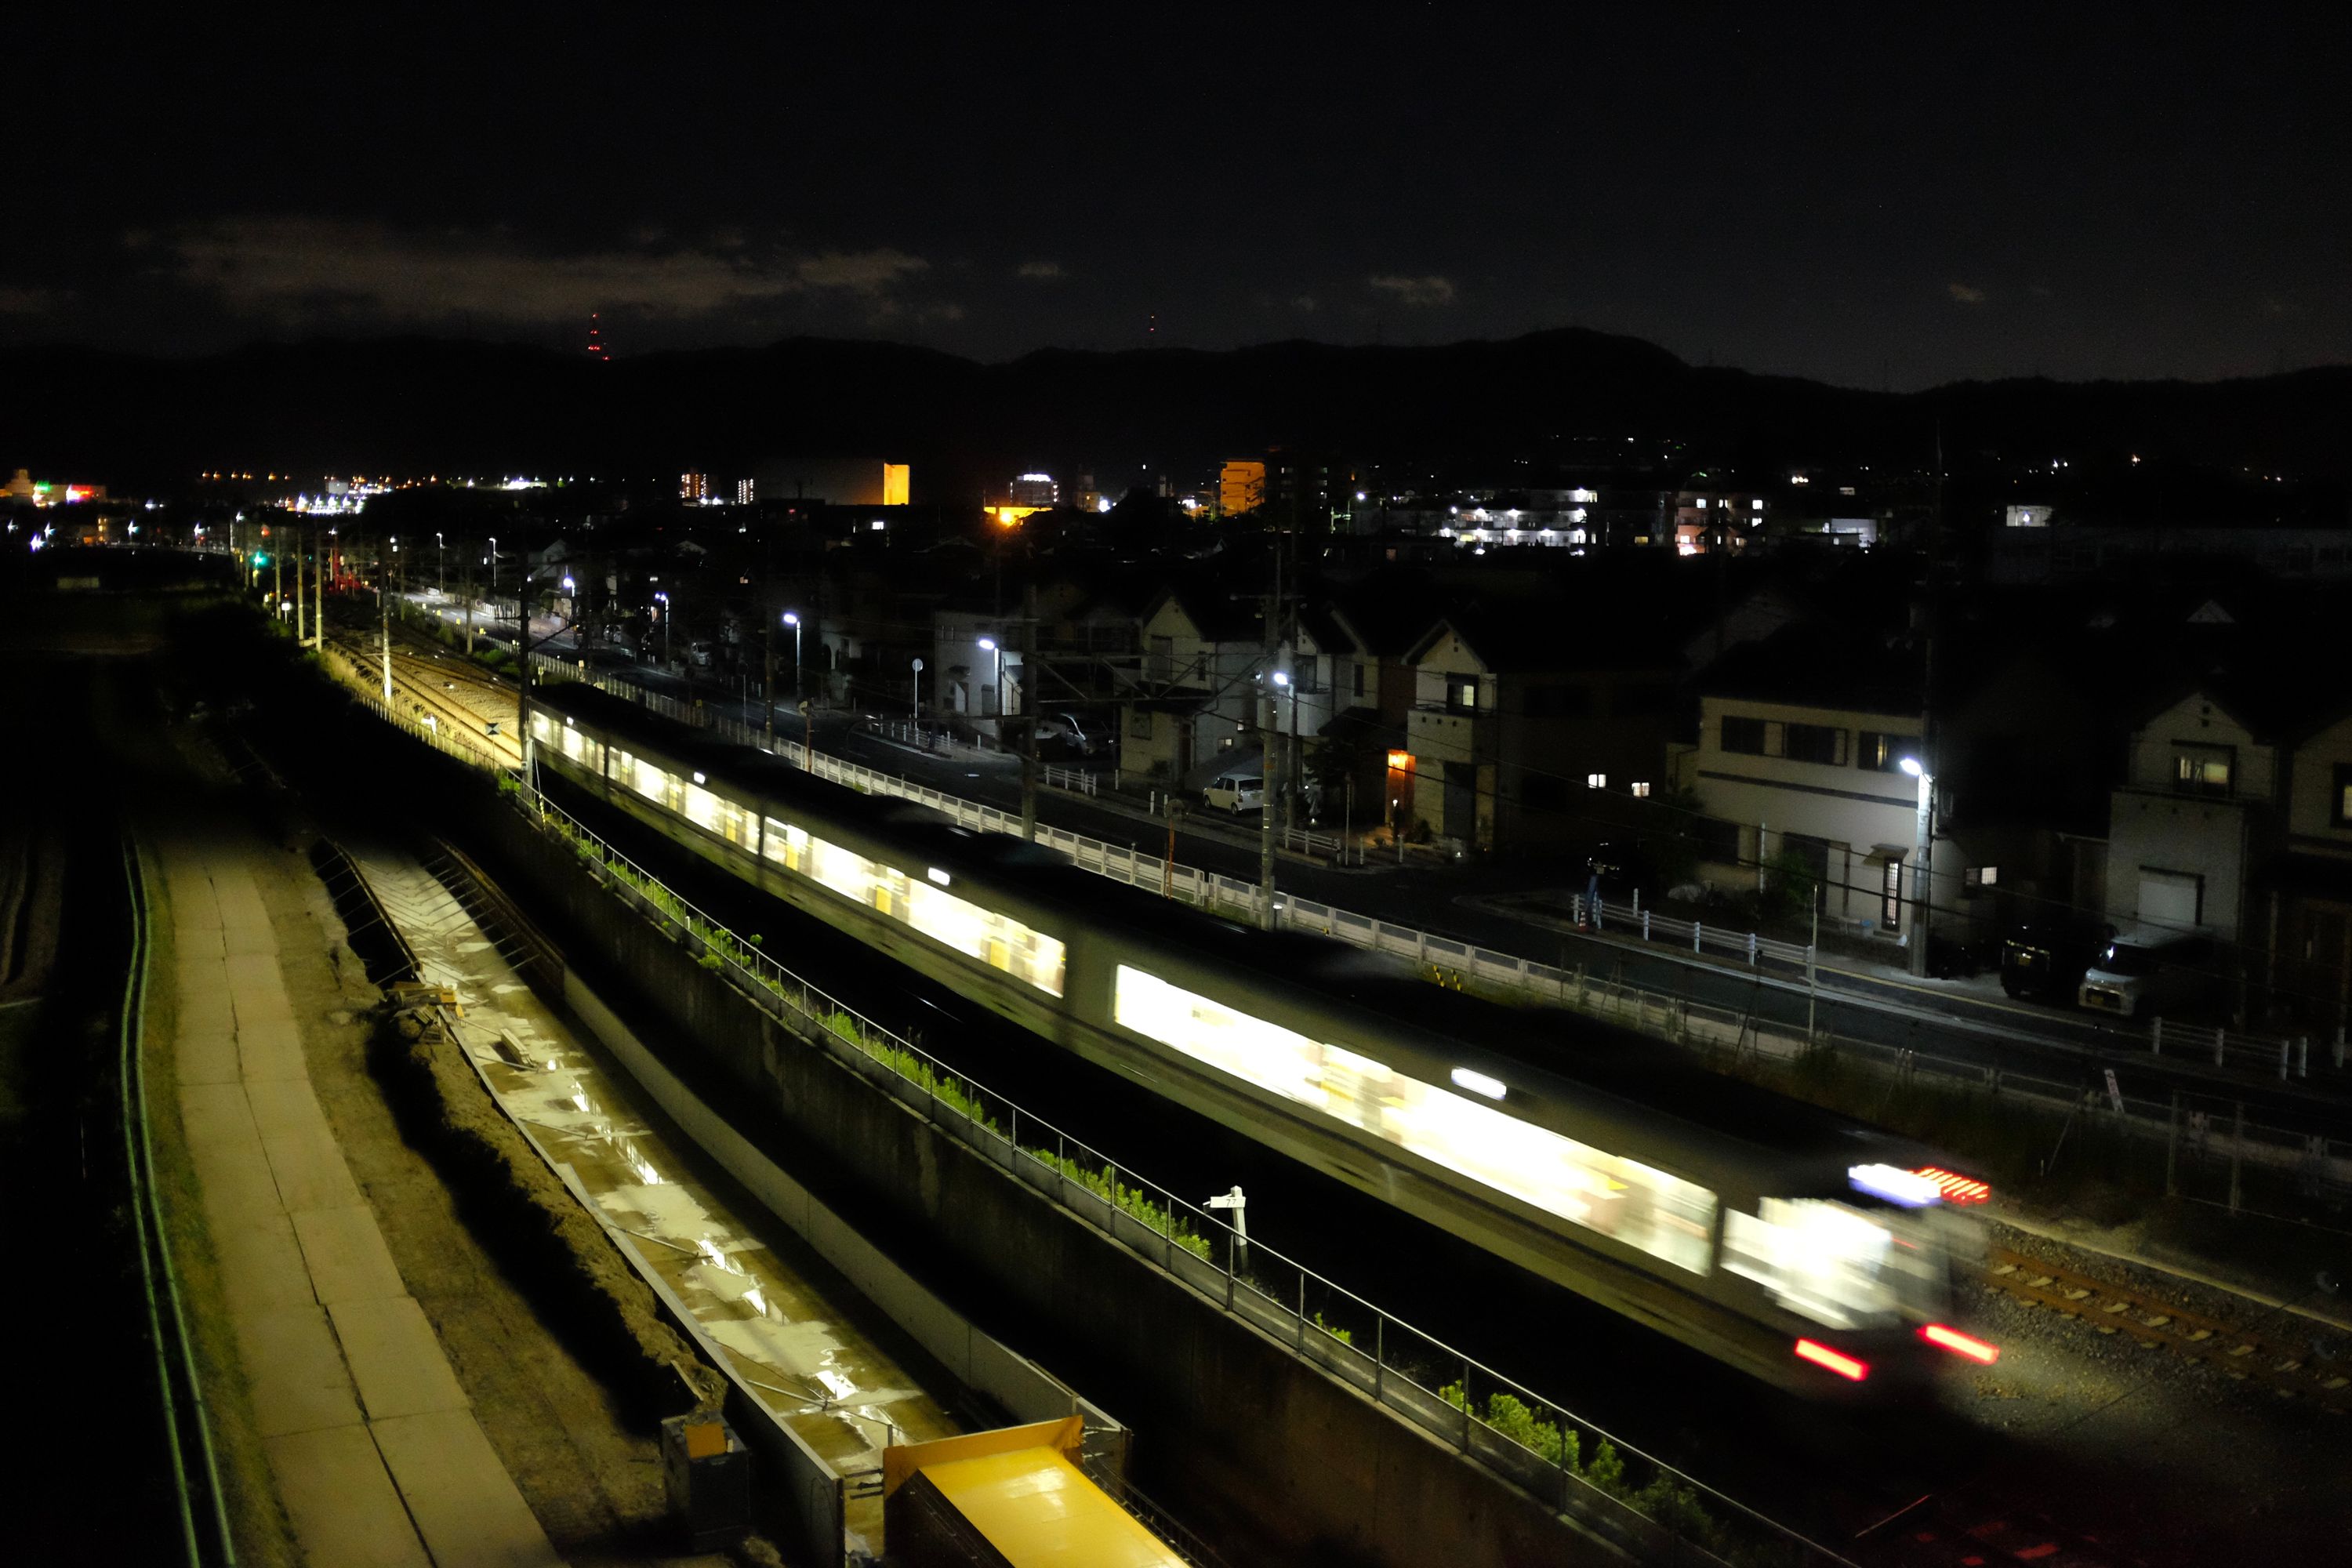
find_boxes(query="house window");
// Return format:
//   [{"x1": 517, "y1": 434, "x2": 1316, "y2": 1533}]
[
  {"x1": 1785, "y1": 724, "x2": 1849, "y2": 766},
  {"x1": 1858, "y1": 731, "x2": 1922, "y2": 772},
  {"x1": 1127, "y1": 709, "x2": 1156, "y2": 740},
  {"x1": 1586, "y1": 772, "x2": 1607, "y2": 789},
  {"x1": 2172, "y1": 743, "x2": 2232, "y2": 796},
  {"x1": 1449, "y1": 680, "x2": 1479, "y2": 714},
  {"x1": 1721, "y1": 715, "x2": 1774, "y2": 755},
  {"x1": 2336, "y1": 764, "x2": 2352, "y2": 826},
  {"x1": 1695, "y1": 817, "x2": 1740, "y2": 865},
  {"x1": 1965, "y1": 866, "x2": 1998, "y2": 891},
  {"x1": 1352, "y1": 662, "x2": 1367, "y2": 698},
  {"x1": 1884, "y1": 859, "x2": 1905, "y2": 931},
  {"x1": 1631, "y1": 781, "x2": 1652, "y2": 798}
]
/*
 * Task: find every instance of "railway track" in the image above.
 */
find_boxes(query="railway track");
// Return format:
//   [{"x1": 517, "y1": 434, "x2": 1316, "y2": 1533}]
[{"x1": 1980, "y1": 1246, "x2": 2350, "y2": 1413}]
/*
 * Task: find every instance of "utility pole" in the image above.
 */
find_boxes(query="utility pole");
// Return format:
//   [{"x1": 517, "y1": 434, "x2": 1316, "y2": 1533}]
[
  {"x1": 378, "y1": 535, "x2": 393, "y2": 702},
  {"x1": 272, "y1": 540, "x2": 283, "y2": 626},
  {"x1": 1911, "y1": 422, "x2": 1945, "y2": 980},
  {"x1": 462, "y1": 547, "x2": 476, "y2": 655},
  {"x1": 313, "y1": 524, "x2": 325, "y2": 648},
  {"x1": 518, "y1": 557, "x2": 536, "y2": 780},
  {"x1": 292, "y1": 525, "x2": 306, "y2": 642},
  {"x1": 1258, "y1": 539, "x2": 1285, "y2": 930},
  {"x1": 1019, "y1": 585, "x2": 1039, "y2": 842},
  {"x1": 763, "y1": 530, "x2": 777, "y2": 744}
]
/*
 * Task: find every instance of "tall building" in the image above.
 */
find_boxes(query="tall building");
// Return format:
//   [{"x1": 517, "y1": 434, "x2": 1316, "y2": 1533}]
[
  {"x1": 681, "y1": 472, "x2": 709, "y2": 501},
  {"x1": 735, "y1": 477, "x2": 756, "y2": 506},
  {"x1": 752, "y1": 458, "x2": 911, "y2": 506},
  {"x1": 1010, "y1": 472, "x2": 1058, "y2": 507},
  {"x1": 1218, "y1": 460, "x2": 1266, "y2": 517}
]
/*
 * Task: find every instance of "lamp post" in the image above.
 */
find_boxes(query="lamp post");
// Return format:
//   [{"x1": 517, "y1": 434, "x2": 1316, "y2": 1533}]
[
  {"x1": 435, "y1": 531, "x2": 445, "y2": 596},
  {"x1": 911, "y1": 657, "x2": 924, "y2": 724},
  {"x1": 784, "y1": 612, "x2": 802, "y2": 701},
  {"x1": 978, "y1": 635, "x2": 1001, "y2": 739},
  {"x1": 1900, "y1": 755, "x2": 1933, "y2": 978},
  {"x1": 655, "y1": 590, "x2": 671, "y2": 666}
]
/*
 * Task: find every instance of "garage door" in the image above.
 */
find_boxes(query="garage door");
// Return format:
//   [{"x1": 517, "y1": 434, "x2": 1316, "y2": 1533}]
[{"x1": 2138, "y1": 868, "x2": 2203, "y2": 929}]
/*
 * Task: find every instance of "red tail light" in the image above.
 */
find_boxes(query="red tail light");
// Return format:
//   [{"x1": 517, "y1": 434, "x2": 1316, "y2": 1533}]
[
  {"x1": 1794, "y1": 1338, "x2": 1871, "y2": 1381},
  {"x1": 1911, "y1": 1165, "x2": 1991, "y2": 1205},
  {"x1": 1920, "y1": 1323, "x2": 2001, "y2": 1364}
]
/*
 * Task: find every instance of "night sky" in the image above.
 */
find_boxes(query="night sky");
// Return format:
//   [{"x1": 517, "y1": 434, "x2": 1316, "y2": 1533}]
[{"x1": 7, "y1": 4, "x2": 2343, "y2": 387}]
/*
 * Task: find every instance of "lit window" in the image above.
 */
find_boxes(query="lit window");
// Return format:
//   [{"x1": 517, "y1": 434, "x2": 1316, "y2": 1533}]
[
  {"x1": 2172, "y1": 744, "x2": 2231, "y2": 796},
  {"x1": 1586, "y1": 772, "x2": 1606, "y2": 788},
  {"x1": 1751, "y1": 498, "x2": 1765, "y2": 510},
  {"x1": 1113, "y1": 967, "x2": 1716, "y2": 1273},
  {"x1": 1965, "y1": 866, "x2": 1998, "y2": 890},
  {"x1": 1631, "y1": 781, "x2": 1651, "y2": 798}
]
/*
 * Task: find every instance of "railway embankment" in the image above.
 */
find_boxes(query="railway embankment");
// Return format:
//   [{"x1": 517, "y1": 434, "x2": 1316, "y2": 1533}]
[{"x1": 474, "y1": 783, "x2": 1627, "y2": 1568}]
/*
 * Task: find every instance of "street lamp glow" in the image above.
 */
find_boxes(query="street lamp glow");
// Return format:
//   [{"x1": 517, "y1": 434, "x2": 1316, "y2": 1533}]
[
  {"x1": 1272, "y1": 670, "x2": 1290, "y2": 688},
  {"x1": 977, "y1": 637, "x2": 996, "y2": 651},
  {"x1": 782, "y1": 611, "x2": 798, "y2": 626},
  {"x1": 1898, "y1": 756, "x2": 1924, "y2": 777}
]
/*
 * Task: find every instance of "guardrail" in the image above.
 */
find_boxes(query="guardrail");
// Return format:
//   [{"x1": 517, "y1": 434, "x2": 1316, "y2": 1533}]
[
  {"x1": 350, "y1": 648, "x2": 2344, "y2": 1094},
  {"x1": 514, "y1": 783, "x2": 1853, "y2": 1568},
  {"x1": 122, "y1": 838, "x2": 238, "y2": 1566},
  {"x1": 1516, "y1": 952, "x2": 2352, "y2": 1203}
]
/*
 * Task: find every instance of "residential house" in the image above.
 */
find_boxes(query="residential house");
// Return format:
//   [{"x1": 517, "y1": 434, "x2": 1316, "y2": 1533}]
[
  {"x1": 1685, "y1": 626, "x2": 1950, "y2": 940},
  {"x1": 1402, "y1": 605, "x2": 1682, "y2": 855}
]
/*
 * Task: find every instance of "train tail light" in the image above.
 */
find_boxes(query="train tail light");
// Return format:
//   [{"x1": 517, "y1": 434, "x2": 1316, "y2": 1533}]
[
  {"x1": 1794, "y1": 1338, "x2": 1871, "y2": 1381},
  {"x1": 1920, "y1": 1323, "x2": 2001, "y2": 1364},
  {"x1": 1911, "y1": 1166, "x2": 1991, "y2": 1205}
]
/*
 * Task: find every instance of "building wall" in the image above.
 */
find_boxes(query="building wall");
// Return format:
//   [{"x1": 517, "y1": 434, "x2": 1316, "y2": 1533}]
[
  {"x1": 2104, "y1": 792, "x2": 2250, "y2": 938},
  {"x1": 1691, "y1": 695, "x2": 1934, "y2": 931},
  {"x1": 2285, "y1": 713, "x2": 2352, "y2": 850}
]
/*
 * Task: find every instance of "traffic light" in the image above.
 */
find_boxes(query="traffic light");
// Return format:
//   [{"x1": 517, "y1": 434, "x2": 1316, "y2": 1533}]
[{"x1": 252, "y1": 552, "x2": 270, "y2": 566}]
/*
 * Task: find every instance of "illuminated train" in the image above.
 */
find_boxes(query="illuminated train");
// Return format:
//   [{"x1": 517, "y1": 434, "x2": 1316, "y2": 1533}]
[{"x1": 528, "y1": 684, "x2": 1998, "y2": 1396}]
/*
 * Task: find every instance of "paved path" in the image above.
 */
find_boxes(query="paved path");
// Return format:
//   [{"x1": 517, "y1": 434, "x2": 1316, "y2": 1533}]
[{"x1": 160, "y1": 829, "x2": 566, "y2": 1568}]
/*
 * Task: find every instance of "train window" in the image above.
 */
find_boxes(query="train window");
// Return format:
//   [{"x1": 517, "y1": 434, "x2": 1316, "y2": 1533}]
[
  {"x1": 763, "y1": 818, "x2": 804, "y2": 870},
  {"x1": 1722, "y1": 1199, "x2": 1946, "y2": 1329},
  {"x1": 1114, "y1": 967, "x2": 1715, "y2": 1272},
  {"x1": 789, "y1": 829, "x2": 1065, "y2": 996}
]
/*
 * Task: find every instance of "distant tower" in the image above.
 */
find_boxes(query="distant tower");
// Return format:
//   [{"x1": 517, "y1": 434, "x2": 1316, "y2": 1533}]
[{"x1": 586, "y1": 312, "x2": 610, "y2": 361}]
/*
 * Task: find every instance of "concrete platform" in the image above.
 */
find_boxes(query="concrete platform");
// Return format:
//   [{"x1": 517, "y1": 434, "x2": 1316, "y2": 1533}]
[{"x1": 159, "y1": 833, "x2": 567, "y2": 1568}]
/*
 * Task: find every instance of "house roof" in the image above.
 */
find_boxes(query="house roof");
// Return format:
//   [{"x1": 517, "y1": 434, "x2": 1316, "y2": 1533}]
[{"x1": 1694, "y1": 622, "x2": 1926, "y2": 716}]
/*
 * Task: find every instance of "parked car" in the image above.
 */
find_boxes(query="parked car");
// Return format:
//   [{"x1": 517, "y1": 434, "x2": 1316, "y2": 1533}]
[
  {"x1": 2000, "y1": 920, "x2": 2111, "y2": 1002},
  {"x1": 1036, "y1": 713, "x2": 1098, "y2": 757},
  {"x1": 1203, "y1": 771, "x2": 1265, "y2": 814},
  {"x1": 2077, "y1": 928, "x2": 2220, "y2": 1018}
]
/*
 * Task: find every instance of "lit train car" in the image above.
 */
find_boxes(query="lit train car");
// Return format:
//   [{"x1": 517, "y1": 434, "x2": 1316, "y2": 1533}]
[{"x1": 527, "y1": 686, "x2": 1998, "y2": 1395}]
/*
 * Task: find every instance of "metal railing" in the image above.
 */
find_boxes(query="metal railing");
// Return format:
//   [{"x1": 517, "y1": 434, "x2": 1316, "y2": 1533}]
[
  {"x1": 352, "y1": 650, "x2": 2342, "y2": 1093},
  {"x1": 514, "y1": 784, "x2": 1852, "y2": 1568},
  {"x1": 1515, "y1": 955, "x2": 2352, "y2": 1201},
  {"x1": 121, "y1": 839, "x2": 238, "y2": 1566}
]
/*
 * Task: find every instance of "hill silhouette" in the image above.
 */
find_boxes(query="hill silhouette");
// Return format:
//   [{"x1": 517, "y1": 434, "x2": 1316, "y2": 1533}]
[{"x1": 4, "y1": 328, "x2": 2347, "y2": 498}]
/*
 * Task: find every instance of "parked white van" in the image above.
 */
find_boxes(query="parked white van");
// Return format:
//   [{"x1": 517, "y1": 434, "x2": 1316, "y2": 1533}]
[
  {"x1": 2077, "y1": 928, "x2": 2220, "y2": 1018},
  {"x1": 1203, "y1": 772, "x2": 1265, "y2": 814}
]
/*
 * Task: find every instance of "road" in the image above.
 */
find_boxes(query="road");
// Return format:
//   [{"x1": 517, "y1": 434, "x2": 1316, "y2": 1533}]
[{"x1": 380, "y1": 592, "x2": 2350, "y2": 1130}]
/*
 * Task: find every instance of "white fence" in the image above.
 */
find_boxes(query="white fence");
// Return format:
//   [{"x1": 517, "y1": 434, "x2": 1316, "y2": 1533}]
[{"x1": 379, "y1": 637, "x2": 2336, "y2": 1088}]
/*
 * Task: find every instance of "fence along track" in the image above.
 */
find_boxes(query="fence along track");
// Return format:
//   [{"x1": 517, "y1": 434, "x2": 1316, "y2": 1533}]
[
  {"x1": 1980, "y1": 1247, "x2": 2351, "y2": 1413},
  {"x1": 122, "y1": 837, "x2": 238, "y2": 1566}
]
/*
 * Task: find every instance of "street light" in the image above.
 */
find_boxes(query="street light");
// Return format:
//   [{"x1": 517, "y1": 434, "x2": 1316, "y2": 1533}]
[
  {"x1": 1900, "y1": 755, "x2": 1933, "y2": 978},
  {"x1": 783, "y1": 611, "x2": 802, "y2": 701},
  {"x1": 655, "y1": 590, "x2": 672, "y2": 666},
  {"x1": 911, "y1": 656, "x2": 924, "y2": 724},
  {"x1": 435, "y1": 531, "x2": 445, "y2": 596},
  {"x1": 978, "y1": 635, "x2": 1001, "y2": 719}
]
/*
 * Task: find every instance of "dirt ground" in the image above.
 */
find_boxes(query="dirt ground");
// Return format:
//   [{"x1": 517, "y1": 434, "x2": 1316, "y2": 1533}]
[{"x1": 230, "y1": 782, "x2": 772, "y2": 1566}]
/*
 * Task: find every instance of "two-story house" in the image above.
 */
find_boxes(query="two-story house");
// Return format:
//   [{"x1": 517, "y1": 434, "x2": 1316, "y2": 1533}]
[
  {"x1": 2273, "y1": 702, "x2": 2352, "y2": 1028},
  {"x1": 1402, "y1": 612, "x2": 1682, "y2": 855},
  {"x1": 1686, "y1": 627, "x2": 1951, "y2": 938},
  {"x1": 1118, "y1": 587, "x2": 1266, "y2": 783},
  {"x1": 2103, "y1": 687, "x2": 2278, "y2": 942}
]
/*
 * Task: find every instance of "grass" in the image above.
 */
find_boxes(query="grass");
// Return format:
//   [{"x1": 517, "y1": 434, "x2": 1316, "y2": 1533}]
[
  {"x1": 137, "y1": 893, "x2": 303, "y2": 1568},
  {"x1": 1438, "y1": 1383, "x2": 1744, "y2": 1559}
]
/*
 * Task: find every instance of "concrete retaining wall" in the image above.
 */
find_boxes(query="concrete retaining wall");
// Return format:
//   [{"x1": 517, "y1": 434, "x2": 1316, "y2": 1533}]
[{"x1": 493, "y1": 812, "x2": 1616, "y2": 1568}]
